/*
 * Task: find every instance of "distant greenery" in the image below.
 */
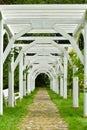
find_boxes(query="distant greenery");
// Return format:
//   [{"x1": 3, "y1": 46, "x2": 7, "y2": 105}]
[
  {"x1": 0, "y1": 88, "x2": 38, "y2": 130},
  {"x1": 69, "y1": 49, "x2": 84, "y2": 90},
  {"x1": 47, "y1": 88, "x2": 87, "y2": 130},
  {"x1": 0, "y1": 0, "x2": 87, "y2": 4},
  {"x1": 35, "y1": 73, "x2": 50, "y2": 87}
]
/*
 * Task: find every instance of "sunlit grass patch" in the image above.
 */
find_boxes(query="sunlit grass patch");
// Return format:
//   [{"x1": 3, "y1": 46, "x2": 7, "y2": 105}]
[
  {"x1": 47, "y1": 88, "x2": 87, "y2": 130},
  {"x1": 0, "y1": 88, "x2": 38, "y2": 130}
]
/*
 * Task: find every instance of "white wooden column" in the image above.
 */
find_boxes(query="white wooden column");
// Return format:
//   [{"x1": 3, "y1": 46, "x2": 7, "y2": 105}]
[
  {"x1": 56, "y1": 77, "x2": 59, "y2": 94},
  {"x1": 8, "y1": 54, "x2": 14, "y2": 107},
  {"x1": 23, "y1": 73, "x2": 26, "y2": 96},
  {"x1": 0, "y1": 13, "x2": 3, "y2": 115},
  {"x1": 73, "y1": 66, "x2": 79, "y2": 107},
  {"x1": 52, "y1": 76, "x2": 58, "y2": 94},
  {"x1": 23, "y1": 54, "x2": 26, "y2": 96},
  {"x1": 32, "y1": 77, "x2": 35, "y2": 91},
  {"x1": 27, "y1": 73, "x2": 31, "y2": 94},
  {"x1": 84, "y1": 20, "x2": 87, "y2": 117},
  {"x1": 60, "y1": 74, "x2": 64, "y2": 97},
  {"x1": 19, "y1": 54, "x2": 23, "y2": 99},
  {"x1": 63, "y1": 55, "x2": 68, "y2": 99},
  {"x1": 50, "y1": 79, "x2": 52, "y2": 89},
  {"x1": 53, "y1": 78, "x2": 55, "y2": 92},
  {"x1": 50, "y1": 78, "x2": 53, "y2": 90},
  {"x1": 31, "y1": 77, "x2": 34, "y2": 91}
]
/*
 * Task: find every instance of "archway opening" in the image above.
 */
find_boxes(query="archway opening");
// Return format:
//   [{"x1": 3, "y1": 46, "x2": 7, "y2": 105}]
[{"x1": 35, "y1": 73, "x2": 50, "y2": 88}]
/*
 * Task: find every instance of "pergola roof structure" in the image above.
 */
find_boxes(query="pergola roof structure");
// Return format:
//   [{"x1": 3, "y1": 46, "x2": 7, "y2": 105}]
[
  {"x1": 0, "y1": 4, "x2": 87, "y2": 117},
  {"x1": 1, "y1": 4, "x2": 87, "y2": 34}
]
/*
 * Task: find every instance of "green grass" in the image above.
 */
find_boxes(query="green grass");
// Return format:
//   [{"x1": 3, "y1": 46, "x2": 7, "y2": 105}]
[
  {"x1": 0, "y1": 88, "x2": 38, "y2": 130},
  {"x1": 47, "y1": 88, "x2": 87, "y2": 130}
]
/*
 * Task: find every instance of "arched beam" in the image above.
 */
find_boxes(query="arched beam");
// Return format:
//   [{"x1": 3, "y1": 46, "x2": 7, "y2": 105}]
[
  {"x1": 54, "y1": 24, "x2": 84, "y2": 64},
  {"x1": 29, "y1": 64, "x2": 57, "y2": 78},
  {"x1": 23, "y1": 53, "x2": 59, "y2": 70},
  {"x1": 14, "y1": 40, "x2": 37, "y2": 70},
  {"x1": 3, "y1": 25, "x2": 32, "y2": 63},
  {"x1": 52, "y1": 40, "x2": 73, "y2": 66}
]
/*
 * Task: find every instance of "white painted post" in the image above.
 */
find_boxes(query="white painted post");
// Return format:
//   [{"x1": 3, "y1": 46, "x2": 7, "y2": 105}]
[
  {"x1": 50, "y1": 78, "x2": 53, "y2": 90},
  {"x1": 73, "y1": 66, "x2": 79, "y2": 107},
  {"x1": 84, "y1": 19, "x2": 87, "y2": 117},
  {"x1": 23, "y1": 73, "x2": 26, "y2": 96},
  {"x1": 27, "y1": 73, "x2": 31, "y2": 94},
  {"x1": 19, "y1": 54, "x2": 23, "y2": 99},
  {"x1": 60, "y1": 74, "x2": 64, "y2": 97},
  {"x1": 52, "y1": 76, "x2": 58, "y2": 94},
  {"x1": 63, "y1": 55, "x2": 68, "y2": 99},
  {"x1": 53, "y1": 78, "x2": 55, "y2": 92},
  {"x1": 0, "y1": 12, "x2": 3, "y2": 115},
  {"x1": 32, "y1": 77, "x2": 35, "y2": 91},
  {"x1": 31, "y1": 77, "x2": 34, "y2": 91},
  {"x1": 8, "y1": 54, "x2": 14, "y2": 107},
  {"x1": 56, "y1": 77, "x2": 59, "y2": 94},
  {"x1": 50, "y1": 79, "x2": 52, "y2": 89},
  {"x1": 23, "y1": 54, "x2": 26, "y2": 96}
]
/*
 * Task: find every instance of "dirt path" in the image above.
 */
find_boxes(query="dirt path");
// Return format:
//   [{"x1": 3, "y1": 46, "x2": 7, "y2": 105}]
[{"x1": 18, "y1": 88, "x2": 68, "y2": 130}]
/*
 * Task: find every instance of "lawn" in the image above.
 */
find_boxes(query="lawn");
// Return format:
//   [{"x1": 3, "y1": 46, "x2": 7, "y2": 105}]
[
  {"x1": 47, "y1": 88, "x2": 87, "y2": 130},
  {"x1": 0, "y1": 88, "x2": 38, "y2": 130}
]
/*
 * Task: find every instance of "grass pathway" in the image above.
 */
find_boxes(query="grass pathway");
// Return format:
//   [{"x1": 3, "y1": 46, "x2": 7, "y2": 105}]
[{"x1": 18, "y1": 88, "x2": 68, "y2": 130}]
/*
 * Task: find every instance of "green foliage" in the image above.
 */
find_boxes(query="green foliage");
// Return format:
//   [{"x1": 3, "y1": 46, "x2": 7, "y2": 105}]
[
  {"x1": 3, "y1": 46, "x2": 22, "y2": 90},
  {"x1": 14, "y1": 65, "x2": 19, "y2": 90},
  {"x1": 47, "y1": 88, "x2": 87, "y2": 130},
  {"x1": 3, "y1": 60, "x2": 9, "y2": 89},
  {"x1": 67, "y1": 62, "x2": 73, "y2": 89},
  {"x1": 0, "y1": 0, "x2": 87, "y2": 4},
  {"x1": 69, "y1": 49, "x2": 84, "y2": 89},
  {"x1": 3, "y1": 34, "x2": 9, "y2": 51},
  {"x1": 78, "y1": 33, "x2": 84, "y2": 50},
  {"x1": 0, "y1": 88, "x2": 38, "y2": 130}
]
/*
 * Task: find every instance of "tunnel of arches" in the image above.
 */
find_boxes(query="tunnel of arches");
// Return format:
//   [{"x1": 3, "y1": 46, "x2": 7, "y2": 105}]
[{"x1": 35, "y1": 73, "x2": 50, "y2": 88}]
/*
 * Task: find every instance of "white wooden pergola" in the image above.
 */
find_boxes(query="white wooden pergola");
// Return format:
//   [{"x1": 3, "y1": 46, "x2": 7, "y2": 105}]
[{"x1": 0, "y1": 4, "x2": 87, "y2": 116}]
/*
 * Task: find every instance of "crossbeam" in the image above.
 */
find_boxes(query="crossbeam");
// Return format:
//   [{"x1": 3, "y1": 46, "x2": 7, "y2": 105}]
[{"x1": 3, "y1": 25, "x2": 32, "y2": 63}]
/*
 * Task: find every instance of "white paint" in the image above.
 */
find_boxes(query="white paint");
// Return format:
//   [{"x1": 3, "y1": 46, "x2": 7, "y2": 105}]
[
  {"x1": 73, "y1": 66, "x2": 79, "y2": 107},
  {"x1": 19, "y1": 54, "x2": 23, "y2": 99},
  {"x1": 0, "y1": 14, "x2": 3, "y2": 115},
  {"x1": 8, "y1": 55, "x2": 14, "y2": 107},
  {"x1": 63, "y1": 55, "x2": 67, "y2": 99},
  {"x1": 84, "y1": 20, "x2": 87, "y2": 116}
]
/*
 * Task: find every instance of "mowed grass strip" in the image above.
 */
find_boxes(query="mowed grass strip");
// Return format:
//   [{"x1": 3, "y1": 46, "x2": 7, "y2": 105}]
[
  {"x1": 0, "y1": 88, "x2": 38, "y2": 130},
  {"x1": 47, "y1": 87, "x2": 87, "y2": 130}
]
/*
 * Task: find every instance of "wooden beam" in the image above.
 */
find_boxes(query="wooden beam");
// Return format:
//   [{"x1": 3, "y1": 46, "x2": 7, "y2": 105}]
[
  {"x1": 0, "y1": 12, "x2": 3, "y2": 115},
  {"x1": 3, "y1": 25, "x2": 32, "y2": 63},
  {"x1": 4, "y1": 18, "x2": 83, "y2": 24},
  {"x1": 54, "y1": 24, "x2": 84, "y2": 64}
]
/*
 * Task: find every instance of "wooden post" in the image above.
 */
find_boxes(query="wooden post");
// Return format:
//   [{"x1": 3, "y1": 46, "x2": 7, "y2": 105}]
[
  {"x1": 56, "y1": 77, "x2": 59, "y2": 94},
  {"x1": 60, "y1": 75, "x2": 64, "y2": 97},
  {"x1": 23, "y1": 73, "x2": 26, "y2": 96},
  {"x1": 0, "y1": 12, "x2": 3, "y2": 115},
  {"x1": 84, "y1": 19, "x2": 87, "y2": 117},
  {"x1": 19, "y1": 54, "x2": 23, "y2": 99},
  {"x1": 63, "y1": 55, "x2": 67, "y2": 99},
  {"x1": 8, "y1": 53, "x2": 14, "y2": 107},
  {"x1": 27, "y1": 73, "x2": 31, "y2": 94},
  {"x1": 73, "y1": 66, "x2": 79, "y2": 107}
]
